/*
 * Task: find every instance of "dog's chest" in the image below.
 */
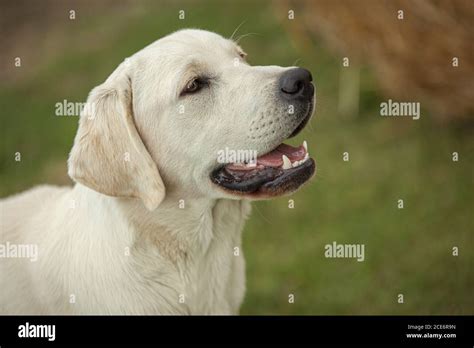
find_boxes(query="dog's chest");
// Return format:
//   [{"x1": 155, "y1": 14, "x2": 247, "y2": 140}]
[{"x1": 131, "y1": 199, "x2": 250, "y2": 314}]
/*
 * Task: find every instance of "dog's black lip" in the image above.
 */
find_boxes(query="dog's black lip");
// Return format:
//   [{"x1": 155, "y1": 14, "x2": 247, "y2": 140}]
[
  {"x1": 211, "y1": 165, "x2": 281, "y2": 193},
  {"x1": 210, "y1": 158, "x2": 315, "y2": 196},
  {"x1": 259, "y1": 158, "x2": 315, "y2": 195}
]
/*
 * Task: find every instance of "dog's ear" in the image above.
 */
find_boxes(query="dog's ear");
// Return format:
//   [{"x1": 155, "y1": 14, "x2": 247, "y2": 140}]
[{"x1": 68, "y1": 63, "x2": 165, "y2": 210}]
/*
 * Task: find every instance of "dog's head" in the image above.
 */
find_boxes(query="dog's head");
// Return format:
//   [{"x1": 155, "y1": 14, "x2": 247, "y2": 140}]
[{"x1": 68, "y1": 29, "x2": 316, "y2": 210}]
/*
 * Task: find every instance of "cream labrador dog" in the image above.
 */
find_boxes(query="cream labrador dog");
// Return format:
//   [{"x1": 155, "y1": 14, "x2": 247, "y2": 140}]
[{"x1": 0, "y1": 29, "x2": 315, "y2": 314}]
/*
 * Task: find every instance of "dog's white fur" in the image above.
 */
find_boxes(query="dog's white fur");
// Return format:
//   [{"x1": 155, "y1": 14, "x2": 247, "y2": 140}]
[{"x1": 0, "y1": 29, "x2": 310, "y2": 314}]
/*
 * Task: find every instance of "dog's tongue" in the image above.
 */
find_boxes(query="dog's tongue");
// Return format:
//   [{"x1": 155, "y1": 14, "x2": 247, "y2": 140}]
[{"x1": 257, "y1": 143, "x2": 306, "y2": 167}]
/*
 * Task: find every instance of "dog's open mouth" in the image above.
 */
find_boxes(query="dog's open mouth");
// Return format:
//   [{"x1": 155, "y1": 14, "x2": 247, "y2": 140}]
[{"x1": 210, "y1": 140, "x2": 316, "y2": 197}]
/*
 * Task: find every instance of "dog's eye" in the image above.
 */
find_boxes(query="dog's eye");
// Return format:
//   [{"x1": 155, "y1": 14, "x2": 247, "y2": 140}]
[{"x1": 181, "y1": 78, "x2": 208, "y2": 96}]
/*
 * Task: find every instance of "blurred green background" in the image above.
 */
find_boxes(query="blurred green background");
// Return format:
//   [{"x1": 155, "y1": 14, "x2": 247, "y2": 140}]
[{"x1": 1, "y1": 0, "x2": 473, "y2": 314}]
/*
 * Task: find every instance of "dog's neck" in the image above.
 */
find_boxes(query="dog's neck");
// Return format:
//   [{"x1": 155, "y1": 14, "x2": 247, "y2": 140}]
[{"x1": 74, "y1": 183, "x2": 251, "y2": 261}]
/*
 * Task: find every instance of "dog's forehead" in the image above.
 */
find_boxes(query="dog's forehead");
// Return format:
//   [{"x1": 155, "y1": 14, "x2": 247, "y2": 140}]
[
  {"x1": 169, "y1": 29, "x2": 239, "y2": 51},
  {"x1": 142, "y1": 29, "x2": 241, "y2": 62}
]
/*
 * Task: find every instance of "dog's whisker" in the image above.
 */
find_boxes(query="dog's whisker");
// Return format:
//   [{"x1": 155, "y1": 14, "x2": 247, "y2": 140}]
[
  {"x1": 230, "y1": 20, "x2": 247, "y2": 41},
  {"x1": 235, "y1": 32, "x2": 260, "y2": 44}
]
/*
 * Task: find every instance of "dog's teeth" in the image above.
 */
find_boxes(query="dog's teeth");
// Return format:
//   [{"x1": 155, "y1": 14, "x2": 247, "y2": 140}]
[
  {"x1": 282, "y1": 155, "x2": 292, "y2": 169},
  {"x1": 292, "y1": 160, "x2": 300, "y2": 168},
  {"x1": 303, "y1": 153, "x2": 309, "y2": 161},
  {"x1": 246, "y1": 161, "x2": 257, "y2": 167},
  {"x1": 303, "y1": 140, "x2": 308, "y2": 152}
]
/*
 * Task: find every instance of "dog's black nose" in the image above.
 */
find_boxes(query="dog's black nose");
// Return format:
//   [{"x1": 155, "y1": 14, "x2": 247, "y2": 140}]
[{"x1": 279, "y1": 68, "x2": 314, "y2": 100}]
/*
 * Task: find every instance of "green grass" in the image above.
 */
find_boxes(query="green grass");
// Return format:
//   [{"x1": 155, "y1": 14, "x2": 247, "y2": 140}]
[{"x1": 1, "y1": 0, "x2": 472, "y2": 315}]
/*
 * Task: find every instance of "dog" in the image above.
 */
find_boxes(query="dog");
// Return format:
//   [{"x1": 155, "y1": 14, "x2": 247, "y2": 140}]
[{"x1": 0, "y1": 29, "x2": 316, "y2": 314}]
